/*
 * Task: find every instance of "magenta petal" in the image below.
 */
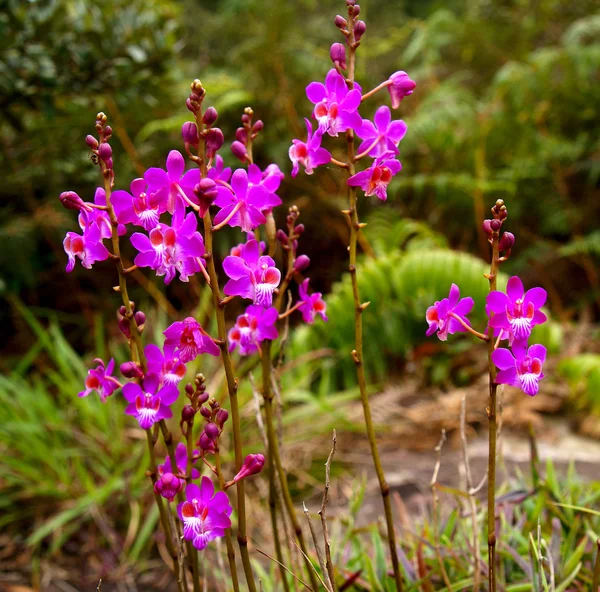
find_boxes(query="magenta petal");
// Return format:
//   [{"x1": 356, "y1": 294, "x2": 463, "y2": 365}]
[
  {"x1": 122, "y1": 382, "x2": 143, "y2": 403},
  {"x1": 186, "y1": 483, "x2": 202, "y2": 501},
  {"x1": 199, "y1": 475, "x2": 215, "y2": 502},
  {"x1": 211, "y1": 491, "x2": 231, "y2": 513},
  {"x1": 130, "y1": 232, "x2": 153, "y2": 252},
  {"x1": 312, "y1": 147, "x2": 332, "y2": 168},
  {"x1": 374, "y1": 105, "x2": 391, "y2": 131},
  {"x1": 144, "y1": 167, "x2": 169, "y2": 189},
  {"x1": 495, "y1": 367, "x2": 519, "y2": 387},
  {"x1": 486, "y1": 291, "x2": 511, "y2": 313},
  {"x1": 511, "y1": 339, "x2": 528, "y2": 360},
  {"x1": 387, "y1": 120, "x2": 408, "y2": 143},
  {"x1": 488, "y1": 312, "x2": 509, "y2": 329},
  {"x1": 506, "y1": 276, "x2": 524, "y2": 302},
  {"x1": 158, "y1": 384, "x2": 179, "y2": 405},
  {"x1": 343, "y1": 89, "x2": 362, "y2": 112},
  {"x1": 306, "y1": 82, "x2": 326, "y2": 104},
  {"x1": 453, "y1": 297, "x2": 474, "y2": 317},
  {"x1": 230, "y1": 168, "x2": 249, "y2": 197},
  {"x1": 223, "y1": 277, "x2": 254, "y2": 300},
  {"x1": 166, "y1": 150, "x2": 185, "y2": 180},
  {"x1": 533, "y1": 310, "x2": 547, "y2": 325},
  {"x1": 491, "y1": 348, "x2": 515, "y2": 370},
  {"x1": 528, "y1": 344, "x2": 547, "y2": 364},
  {"x1": 448, "y1": 284, "x2": 460, "y2": 307},
  {"x1": 222, "y1": 255, "x2": 250, "y2": 280},
  {"x1": 524, "y1": 287, "x2": 547, "y2": 310}
]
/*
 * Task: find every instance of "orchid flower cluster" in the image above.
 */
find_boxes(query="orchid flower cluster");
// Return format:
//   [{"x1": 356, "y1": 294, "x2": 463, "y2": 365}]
[
  {"x1": 425, "y1": 200, "x2": 549, "y2": 397},
  {"x1": 288, "y1": 5, "x2": 415, "y2": 200},
  {"x1": 59, "y1": 76, "x2": 327, "y2": 577}
]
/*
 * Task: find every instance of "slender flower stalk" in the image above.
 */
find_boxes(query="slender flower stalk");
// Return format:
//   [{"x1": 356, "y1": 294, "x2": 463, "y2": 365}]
[
  {"x1": 189, "y1": 87, "x2": 257, "y2": 592},
  {"x1": 486, "y1": 205, "x2": 502, "y2": 592},
  {"x1": 344, "y1": 15, "x2": 404, "y2": 592}
]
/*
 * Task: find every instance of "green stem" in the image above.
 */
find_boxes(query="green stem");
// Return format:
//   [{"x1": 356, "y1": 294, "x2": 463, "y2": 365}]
[
  {"x1": 344, "y1": 18, "x2": 403, "y2": 592},
  {"x1": 486, "y1": 233, "x2": 500, "y2": 592},
  {"x1": 592, "y1": 539, "x2": 600, "y2": 592},
  {"x1": 215, "y1": 446, "x2": 241, "y2": 592},
  {"x1": 262, "y1": 340, "x2": 313, "y2": 590}
]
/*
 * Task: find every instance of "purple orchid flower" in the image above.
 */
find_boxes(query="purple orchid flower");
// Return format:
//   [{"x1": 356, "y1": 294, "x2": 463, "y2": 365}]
[
  {"x1": 130, "y1": 213, "x2": 206, "y2": 285},
  {"x1": 230, "y1": 232, "x2": 266, "y2": 257},
  {"x1": 111, "y1": 178, "x2": 168, "y2": 231},
  {"x1": 64, "y1": 222, "x2": 110, "y2": 273},
  {"x1": 144, "y1": 150, "x2": 200, "y2": 218},
  {"x1": 158, "y1": 442, "x2": 200, "y2": 479},
  {"x1": 177, "y1": 477, "x2": 232, "y2": 551},
  {"x1": 347, "y1": 152, "x2": 402, "y2": 201},
  {"x1": 228, "y1": 305, "x2": 279, "y2": 356},
  {"x1": 356, "y1": 106, "x2": 407, "y2": 158},
  {"x1": 492, "y1": 340, "x2": 546, "y2": 397},
  {"x1": 487, "y1": 276, "x2": 547, "y2": 343},
  {"x1": 163, "y1": 317, "x2": 220, "y2": 363},
  {"x1": 122, "y1": 374, "x2": 179, "y2": 430},
  {"x1": 207, "y1": 155, "x2": 232, "y2": 184},
  {"x1": 213, "y1": 168, "x2": 270, "y2": 232},
  {"x1": 154, "y1": 473, "x2": 184, "y2": 502},
  {"x1": 289, "y1": 119, "x2": 331, "y2": 178},
  {"x1": 387, "y1": 71, "x2": 416, "y2": 109},
  {"x1": 222, "y1": 239, "x2": 281, "y2": 308},
  {"x1": 306, "y1": 69, "x2": 362, "y2": 136},
  {"x1": 79, "y1": 358, "x2": 120, "y2": 402},
  {"x1": 298, "y1": 279, "x2": 328, "y2": 324},
  {"x1": 247, "y1": 164, "x2": 283, "y2": 212},
  {"x1": 425, "y1": 284, "x2": 474, "y2": 341},
  {"x1": 145, "y1": 344, "x2": 187, "y2": 386},
  {"x1": 78, "y1": 187, "x2": 125, "y2": 239}
]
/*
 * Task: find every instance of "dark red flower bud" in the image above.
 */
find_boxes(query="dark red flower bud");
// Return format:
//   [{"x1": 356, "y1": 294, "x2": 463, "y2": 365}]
[
  {"x1": 252, "y1": 120, "x2": 264, "y2": 132},
  {"x1": 351, "y1": 5, "x2": 361, "y2": 16},
  {"x1": 231, "y1": 141, "x2": 248, "y2": 162},
  {"x1": 186, "y1": 98, "x2": 197, "y2": 113},
  {"x1": 215, "y1": 408, "x2": 229, "y2": 427},
  {"x1": 85, "y1": 135, "x2": 99, "y2": 149},
  {"x1": 120, "y1": 361, "x2": 144, "y2": 379},
  {"x1": 200, "y1": 406, "x2": 212, "y2": 420},
  {"x1": 98, "y1": 143, "x2": 112, "y2": 162},
  {"x1": 182, "y1": 404, "x2": 196, "y2": 423},
  {"x1": 204, "y1": 422, "x2": 220, "y2": 441},
  {"x1": 182, "y1": 122, "x2": 199, "y2": 147},
  {"x1": 194, "y1": 178, "x2": 218, "y2": 217},
  {"x1": 205, "y1": 128, "x2": 224, "y2": 158},
  {"x1": 482, "y1": 219, "x2": 493, "y2": 235},
  {"x1": 235, "y1": 127, "x2": 248, "y2": 144},
  {"x1": 202, "y1": 107, "x2": 218, "y2": 126},
  {"x1": 490, "y1": 219, "x2": 502, "y2": 232},
  {"x1": 185, "y1": 383, "x2": 194, "y2": 396},
  {"x1": 198, "y1": 432, "x2": 215, "y2": 453},
  {"x1": 134, "y1": 311, "x2": 146, "y2": 327},
  {"x1": 232, "y1": 454, "x2": 265, "y2": 484},
  {"x1": 104, "y1": 126, "x2": 113, "y2": 138},
  {"x1": 293, "y1": 254, "x2": 310, "y2": 273},
  {"x1": 59, "y1": 191, "x2": 92, "y2": 212},
  {"x1": 276, "y1": 229, "x2": 288, "y2": 244},
  {"x1": 294, "y1": 224, "x2": 305, "y2": 235},
  {"x1": 354, "y1": 20, "x2": 366, "y2": 40},
  {"x1": 330, "y1": 43, "x2": 347, "y2": 70},
  {"x1": 335, "y1": 15, "x2": 348, "y2": 29},
  {"x1": 498, "y1": 232, "x2": 515, "y2": 252},
  {"x1": 198, "y1": 392, "x2": 210, "y2": 405},
  {"x1": 118, "y1": 317, "x2": 131, "y2": 339},
  {"x1": 241, "y1": 113, "x2": 251, "y2": 125}
]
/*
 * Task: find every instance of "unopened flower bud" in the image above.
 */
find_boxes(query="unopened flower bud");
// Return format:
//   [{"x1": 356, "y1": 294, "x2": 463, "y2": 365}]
[
  {"x1": 205, "y1": 128, "x2": 225, "y2": 158},
  {"x1": 104, "y1": 126, "x2": 113, "y2": 138},
  {"x1": 194, "y1": 178, "x2": 218, "y2": 217},
  {"x1": 235, "y1": 127, "x2": 248, "y2": 144},
  {"x1": 231, "y1": 141, "x2": 248, "y2": 162},
  {"x1": 118, "y1": 317, "x2": 131, "y2": 339},
  {"x1": 185, "y1": 384, "x2": 194, "y2": 396},
  {"x1": 198, "y1": 432, "x2": 215, "y2": 453},
  {"x1": 293, "y1": 254, "x2": 310, "y2": 273},
  {"x1": 154, "y1": 472, "x2": 183, "y2": 502},
  {"x1": 351, "y1": 5, "x2": 361, "y2": 17},
  {"x1": 294, "y1": 224, "x2": 305, "y2": 235},
  {"x1": 85, "y1": 135, "x2": 99, "y2": 149},
  {"x1": 200, "y1": 406, "x2": 212, "y2": 420},
  {"x1": 204, "y1": 422, "x2": 220, "y2": 441},
  {"x1": 186, "y1": 98, "x2": 197, "y2": 113},
  {"x1": 276, "y1": 229, "x2": 288, "y2": 244},
  {"x1": 482, "y1": 219, "x2": 493, "y2": 235},
  {"x1": 241, "y1": 113, "x2": 251, "y2": 125},
  {"x1": 134, "y1": 311, "x2": 146, "y2": 327},
  {"x1": 335, "y1": 14, "x2": 348, "y2": 28},
  {"x1": 120, "y1": 361, "x2": 144, "y2": 379},
  {"x1": 182, "y1": 122, "x2": 199, "y2": 147},
  {"x1": 202, "y1": 106, "x2": 218, "y2": 126},
  {"x1": 98, "y1": 143, "x2": 112, "y2": 162},
  {"x1": 330, "y1": 43, "x2": 347, "y2": 70},
  {"x1": 198, "y1": 392, "x2": 210, "y2": 405},
  {"x1": 118, "y1": 305, "x2": 127, "y2": 316},
  {"x1": 353, "y1": 20, "x2": 366, "y2": 41},
  {"x1": 59, "y1": 191, "x2": 92, "y2": 212},
  {"x1": 252, "y1": 120, "x2": 264, "y2": 132},
  {"x1": 388, "y1": 71, "x2": 417, "y2": 109},
  {"x1": 182, "y1": 404, "x2": 196, "y2": 423},
  {"x1": 498, "y1": 232, "x2": 515, "y2": 252},
  {"x1": 490, "y1": 219, "x2": 502, "y2": 232},
  {"x1": 232, "y1": 454, "x2": 265, "y2": 484},
  {"x1": 216, "y1": 408, "x2": 229, "y2": 427}
]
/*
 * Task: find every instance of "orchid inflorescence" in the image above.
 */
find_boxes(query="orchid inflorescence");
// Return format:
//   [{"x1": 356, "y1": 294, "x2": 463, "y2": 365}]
[
  {"x1": 59, "y1": 76, "x2": 328, "y2": 569},
  {"x1": 425, "y1": 200, "x2": 548, "y2": 397}
]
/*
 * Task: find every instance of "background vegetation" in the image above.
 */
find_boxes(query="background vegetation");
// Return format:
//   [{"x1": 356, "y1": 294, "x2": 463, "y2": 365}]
[{"x1": 1, "y1": 0, "x2": 599, "y2": 589}]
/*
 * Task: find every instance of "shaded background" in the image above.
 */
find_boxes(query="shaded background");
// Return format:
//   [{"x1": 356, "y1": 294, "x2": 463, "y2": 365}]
[{"x1": 1, "y1": 0, "x2": 600, "y2": 589}]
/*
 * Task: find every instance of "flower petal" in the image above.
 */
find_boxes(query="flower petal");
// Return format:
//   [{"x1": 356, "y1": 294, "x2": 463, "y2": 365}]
[{"x1": 506, "y1": 276, "x2": 524, "y2": 302}]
